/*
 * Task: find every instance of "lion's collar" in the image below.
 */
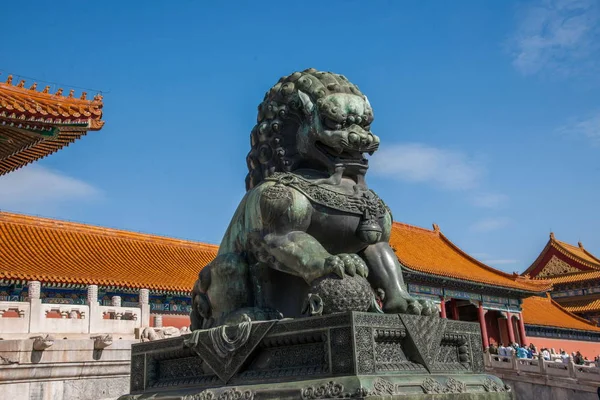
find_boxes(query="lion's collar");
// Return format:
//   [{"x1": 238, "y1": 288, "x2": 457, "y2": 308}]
[{"x1": 264, "y1": 172, "x2": 388, "y2": 218}]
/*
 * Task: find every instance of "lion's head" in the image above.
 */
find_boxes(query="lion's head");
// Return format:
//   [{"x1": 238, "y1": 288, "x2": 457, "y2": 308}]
[{"x1": 245, "y1": 68, "x2": 380, "y2": 191}]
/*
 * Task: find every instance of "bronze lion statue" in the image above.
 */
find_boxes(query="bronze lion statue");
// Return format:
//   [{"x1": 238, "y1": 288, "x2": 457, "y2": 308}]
[{"x1": 191, "y1": 69, "x2": 436, "y2": 330}]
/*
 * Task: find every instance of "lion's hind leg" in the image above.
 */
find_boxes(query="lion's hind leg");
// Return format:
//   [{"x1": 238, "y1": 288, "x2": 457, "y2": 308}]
[{"x1": 203, "y1": 253, "x2": 253, "y2": 326}]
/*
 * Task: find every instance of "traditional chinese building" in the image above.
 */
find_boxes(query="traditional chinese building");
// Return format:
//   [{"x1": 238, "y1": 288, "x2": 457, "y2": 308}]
[
  {"x1": 3, "y1": 210, "x2": 599, "y2": 354},
  {"x1": 0, "y1": 74, "x2": 104, "y2": 176},
  {"x1": 522, "y1": 233, "x2": 600, "y2": 326},
  {"x1": 0, "y1": 211, "x2": 216, "y2": 327}
]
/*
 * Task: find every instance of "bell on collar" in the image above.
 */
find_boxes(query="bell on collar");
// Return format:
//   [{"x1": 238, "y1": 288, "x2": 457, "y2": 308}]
[{"x1": 356, "y1": 210, "x2": 382, "y2": 244}]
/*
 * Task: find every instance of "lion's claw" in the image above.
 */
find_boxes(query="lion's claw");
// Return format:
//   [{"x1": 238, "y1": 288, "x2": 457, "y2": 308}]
[
  {"x1": 324, "y1": 256, "x2": 345, "y2": 279},
  {"x1": 339, "y1": 254, "x2": 357, "y2": 276}
]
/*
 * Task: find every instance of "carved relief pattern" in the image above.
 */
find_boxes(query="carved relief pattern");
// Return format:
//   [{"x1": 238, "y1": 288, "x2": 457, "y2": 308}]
[
  {"x1": 218, "y1": 388, "x2": 254, "y2": 400},
  {"x1": 483, "y1": 377, "x2": 510, "y2": 392},
  {"x1": 445, "y1": 377, "x2": 467, "y2": 393},
  {"x1": 355, "y1": 326, "x2": 376, "y2": 374},
  {"x1": 130, "y1": 354, "x2": 145, "y2": 392},
  {"x1": 421, "y1": 377, "x2": 443, "y2": 394},
  {"x1": 28, "y1": 281, "x2": 41, "y2": 299},
  {"x1": 157, "y1": 356, "x2": 204, "y2": 382},
  {"x1": 301, "y1": 381, "x2": 344, "y2": 399},
  {"x1": 265, "y1": 172, "x2": 387, "y2": 218},
  {"x1": 184, "y1": 392, "x2": 214, "y2": 400},
  {"x1": 470, "y1": 332, "x2": 485, "y2": 373},
  {"x1": 537, "y1": 255, "x2": 579, "y2": 278},
  {"x1": 330, "y1": 327, "x2": 354, "y2": 375}
]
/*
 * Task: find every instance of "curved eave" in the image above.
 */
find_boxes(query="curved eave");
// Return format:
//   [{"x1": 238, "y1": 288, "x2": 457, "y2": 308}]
[
  {"x1": 0, "y1": 272, "x2": 194, "y2": 294},
  {"x1": 401, "y1": 265, "x2": 547, "y2": 297},
  {"x1": 524, "y1": 324, "x2": 600, "y2": 338}
]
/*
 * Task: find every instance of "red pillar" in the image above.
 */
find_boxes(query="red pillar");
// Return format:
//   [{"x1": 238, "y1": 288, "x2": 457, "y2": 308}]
[
  {"x1": 517, "y1": 313, "x2": 528, "y2": 346},
  {"x1": 440, "y1": 298, "x2": 447, "y2": 319},
  {"x1": 451, "y1": 299, "x2": 460, "y2": 320},
  {"x1": 478, "y1": 302, "x2": 489, "y2": 349},
  {"x1": 506, "y1": 311, "x2": 516, "y2": 344}
]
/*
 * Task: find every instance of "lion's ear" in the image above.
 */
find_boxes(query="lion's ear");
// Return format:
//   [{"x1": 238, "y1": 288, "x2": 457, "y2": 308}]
[
  {"x1": 364, "y1": 95, "x2": 372, "y2": 109},
  {"x1": 297, "y1": 90, "x2": 314, "y2": 115}
]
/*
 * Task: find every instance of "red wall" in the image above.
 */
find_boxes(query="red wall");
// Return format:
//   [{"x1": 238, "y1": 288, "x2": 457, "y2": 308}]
[
  {"x1": 152, "y1": 314, "x2": 190, "y2": 329},
  {"x1": 529, "y1": 336, "x2": 600, "y2": 359}
]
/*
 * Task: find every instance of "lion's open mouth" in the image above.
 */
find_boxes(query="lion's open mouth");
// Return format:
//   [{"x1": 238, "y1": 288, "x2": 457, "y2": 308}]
[{"x1": 315, "y1": 141, "x2": 368, "y2": 164}]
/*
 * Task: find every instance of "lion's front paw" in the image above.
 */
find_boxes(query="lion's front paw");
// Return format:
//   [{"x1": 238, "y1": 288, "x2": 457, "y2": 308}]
[
  {"x1": 418, "y1": 299, "x2": 439, "y2": 317},
  {"x1": 338, "y1": 253, "x2": 369, "y2": 278},
  {"x1": 323, "y1": 254, "x2": 369, "y2": 279},
  {"x1": 406, "y1": 300, "x2": 423, "y2": 315}
]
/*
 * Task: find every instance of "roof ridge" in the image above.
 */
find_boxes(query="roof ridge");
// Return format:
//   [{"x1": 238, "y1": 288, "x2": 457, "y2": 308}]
[
  {"x1": 0, "y1": 77, "x2": 102, "y2": 104},
  {"x1": 391, "y1": 221, "x2": 437, "y2": 234},
  {"x1": 552, "y1": 239, "x2": 600, "y2": 269},
  {"x1": 437, "y1": 231, "x2": 531, "y2": 282},
  {"x1": 0, "y1": 211, "x2": 219, "y2": 250}
]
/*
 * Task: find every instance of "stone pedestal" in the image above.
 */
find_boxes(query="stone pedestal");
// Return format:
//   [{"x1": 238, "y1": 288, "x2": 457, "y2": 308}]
[{"x1": 119, "y1": 312, "x2": 512, "y2": 399}]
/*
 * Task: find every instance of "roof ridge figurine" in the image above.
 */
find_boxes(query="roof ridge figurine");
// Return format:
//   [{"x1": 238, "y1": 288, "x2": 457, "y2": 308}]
[{"x1": 190, "y1": 69, "x2": 437, "y2": 329}]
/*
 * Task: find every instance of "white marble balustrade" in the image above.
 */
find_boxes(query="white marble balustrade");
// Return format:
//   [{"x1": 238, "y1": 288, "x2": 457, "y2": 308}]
[
  {"x1": 484, "y1": 351, "x2": 600, "y2": 384},
  {"x1": 0, "y1": 282, "x2": 150, "y2": 336}
]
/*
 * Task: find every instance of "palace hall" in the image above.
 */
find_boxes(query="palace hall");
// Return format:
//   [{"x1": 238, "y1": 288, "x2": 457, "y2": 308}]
[{"x1": 1, "y1": 74, "x2": 600, "y2": 356}]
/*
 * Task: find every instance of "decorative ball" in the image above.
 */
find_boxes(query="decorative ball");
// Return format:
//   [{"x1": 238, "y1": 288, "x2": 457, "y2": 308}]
[{"x1": 309, "y1": 274, "x2": 373, "y2": 314}]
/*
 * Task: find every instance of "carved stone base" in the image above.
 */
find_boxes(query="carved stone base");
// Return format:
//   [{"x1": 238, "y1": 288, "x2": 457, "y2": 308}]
[{"x1": 119, "y1": 312, "x2": 512, "y2": 399}]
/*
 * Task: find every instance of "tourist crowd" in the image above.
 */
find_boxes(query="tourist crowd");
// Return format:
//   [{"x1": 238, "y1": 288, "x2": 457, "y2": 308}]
[{"x1": 487, "y1": 342, "x2": 597, "y2": 366}]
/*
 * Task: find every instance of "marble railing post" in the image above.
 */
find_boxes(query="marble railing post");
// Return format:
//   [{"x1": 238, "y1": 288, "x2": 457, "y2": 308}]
[
  {"x1": 568, "y1": 360, "x2": 576, "y2": 378},
  {"x1": 539, "y1": 357, "x2": 547, "y2": 374},
  {"x1": 112, "y1": 296, "x2": 123, "y2": 320},
  {"x1": 88, "y1": 285, "x2": 100, "y2": 333},
  {"x1": 139, "y1": 289, "x2": 150, "y2": 328},
  {"x1": 27, "y1": 281, "x2": 42, "y2": 333},
  {"x1": 155, "y1": 314, "x2": 163, "y2": 328}
]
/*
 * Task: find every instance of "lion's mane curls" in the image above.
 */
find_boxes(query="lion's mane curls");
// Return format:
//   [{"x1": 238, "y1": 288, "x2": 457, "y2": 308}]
[{"x1": 245, "y1": 68, "x2": 367, "y2": 191}]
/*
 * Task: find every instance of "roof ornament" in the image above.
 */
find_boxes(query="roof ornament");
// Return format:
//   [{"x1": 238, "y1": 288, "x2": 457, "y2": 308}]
[
  {"x1": 550, "y1": 232, "x2": 555, "y2": 240},
  {"x1": 5, "y1": 75, "x2": 12, "y2": 85},
  {"x1": 16, "y1": 80, "x2": 25, "y2": 88},
  {"x1": 80, "y1": 92, "x2": 87, "y2": 100},
  {"x1": 42, "y1": 86, "x2": 50, "y2": 94},
  {"x1": 432, "y1": 223, "x2": 440, "y2": 232},
  {"x1": 68, "y1": 89, "x2": 75, "y2": 98},
  {"x1": 578, "y1": 241, "x2": 584, "y2": 249},
  {"x1": 29, "y1": 83, "x2": 37, "y2": 91},
  {"x1": 55, "y1": 88, "x2": 63, "y2": 97}
]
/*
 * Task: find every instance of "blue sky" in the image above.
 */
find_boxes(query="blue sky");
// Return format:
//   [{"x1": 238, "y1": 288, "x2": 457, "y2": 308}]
[{"x1": 1, "y1": 0, "x2": 599, "y2": 273}]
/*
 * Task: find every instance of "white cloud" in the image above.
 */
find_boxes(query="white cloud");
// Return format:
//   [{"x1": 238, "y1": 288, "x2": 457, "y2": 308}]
[
  {"x1": 471, "y1": 193, "x2": 510, "y2": 209},
  {"x1": 557, "y1": 110, "x2": 600, "y2": 144},
  {"x1": 510, "y1": 0, "x2": 600, "y2": 76},
  {"x1": 370, "y1": 143, "x2": 484, "y2": 190},
  {"x1": 469, "y1": 217, "x2": 512, "y2": 233},
  {"x1": 0, "y1": 166, "x2": 101, "y2": 213}
]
